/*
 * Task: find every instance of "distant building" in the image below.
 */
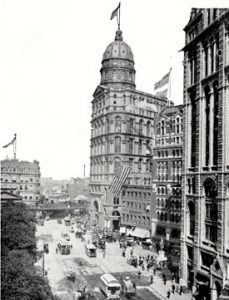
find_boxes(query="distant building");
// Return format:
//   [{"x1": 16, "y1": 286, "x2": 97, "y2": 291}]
[
  {"x1": 68, "y1": 177, "x2": 90, "y2": 200},
  {"x1": 181, "y1": 8, "x2": 229, "y2": 299},
  {"x1": 1, "y1": 159, "x2": 41, "y2": 205},
  {"x1": 151, "y1": 105, "x2": 183, "y2": 269},
  {"x1": 89, "y1": 28, "x2": 170, "y2": 234}
]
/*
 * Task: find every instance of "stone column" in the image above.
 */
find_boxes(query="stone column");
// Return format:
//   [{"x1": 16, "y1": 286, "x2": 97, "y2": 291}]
[
  {"x1": 209, "y1": 91, "x2": 214, "y2": 166},
  {"x1": 225, "y1": 31, "x2": 229, "y2": 66},
  {"x1": 200, "y1": 96, "x2": 206, "y2": 168},
  {"x1": 208, "y1": 45, "x2": 211, "y2": 75}
]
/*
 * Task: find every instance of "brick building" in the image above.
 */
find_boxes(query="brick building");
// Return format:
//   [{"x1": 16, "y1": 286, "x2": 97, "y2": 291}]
[
  {"x1": 1, "y1": 159, "x2": 41, "y2": 206},
  {"x1": 180, "y1": 8, "x2": 229, "y2": 299},
  {"x1": 151, "y1": 105, "x2": 183, "y2": 269},
  {"x1": 89, "y1": 29, "x2": 168, "y2": 234}
]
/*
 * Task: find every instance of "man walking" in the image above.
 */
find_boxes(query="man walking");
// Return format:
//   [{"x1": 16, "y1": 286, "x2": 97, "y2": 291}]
[{"x1": 150, "y1": 274, "x2": 154, "y2": 284}]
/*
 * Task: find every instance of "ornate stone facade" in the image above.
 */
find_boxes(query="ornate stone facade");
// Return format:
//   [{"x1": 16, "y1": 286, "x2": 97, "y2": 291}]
[
  {"x1": 89, "y1": 30, "x2": 168, "y2": 232},
  {"x1": 181, "y1": 8, "x2": 229, "y2": 299},
  {"x1": 1, "y1": 159, "x2": 41, "y2": 205},
  {"x1": 151, "y1": 105, "x2": 183, "y2": 270}
]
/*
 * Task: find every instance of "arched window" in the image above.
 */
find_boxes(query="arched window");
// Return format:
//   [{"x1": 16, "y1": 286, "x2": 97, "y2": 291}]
[
  {"x1": 157, "y1": 212, "x2": 160, "y2": 220},
  {"x1": 176, "y1": 117, "x2": 180, "y2": 134},
  {"x1": 204, "y1": 86, "x2": 211, "y2": 166},
  {"x1": 204, "y1": 178, "x2": 217, "y2": 242},
  {"x1": 146, "y1": 159, "x2": 151, "y2": 172},
  {"x1": 139, "y1": 119, "x2": 144, "y2": 135},
  {"x1": 146, "y1": 121, "x2": 151, "y2": 136},
  {"x1": 188, "y1": 201, "x2": 195, "y2": 235},
  {"x1": 138, "y1": 158, "x2": 142, "y2": 172},
  {"x1": 115, "y1": 137, "x2": 121, "y2": 153},
  {"x1": 213, "y1": 81, "x2": 219, "y2": 166},
  {"x1": 161, "y1": 120, "x2": 165, "y2": 135},
  {"x1": 138, "y1": 139, "x2": 142, "y2": 154},
  {"x1": 115, "y1": 116, "x2": 122, "y2": 132},
  {"x1": 190, "y1": 92, "x2": 197, "y2": 167},
  {"x1": 160, "y1": 213, "x2": 164, "y2": 221}
]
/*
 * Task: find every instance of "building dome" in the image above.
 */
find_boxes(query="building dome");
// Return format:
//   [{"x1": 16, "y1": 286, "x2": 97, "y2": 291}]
[{"x1": 100, "y1": 30, "x2": 136, "y2": 89}]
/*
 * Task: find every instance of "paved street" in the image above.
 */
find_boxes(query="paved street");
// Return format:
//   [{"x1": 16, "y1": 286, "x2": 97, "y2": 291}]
[{"x1": 35, "y1": 219, "x2": 191, "y2": 300}]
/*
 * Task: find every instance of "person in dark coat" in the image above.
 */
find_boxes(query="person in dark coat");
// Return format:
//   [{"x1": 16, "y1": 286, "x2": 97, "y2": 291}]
[
  {"x1": 163, "y1": 273, "x2": 167, "y2": 285},
  {"x1": 150, "y1": 275, "x2": 154, "y2": 284},
  {"x1": 179, "y1": 286, "x2": 183, "y2": 295},
  {"x1": 171, "y1": 283, "x2": 175, "y2": 293},
  {"x1": 167, "y1": 289, "x2": 171, "y2": 299},
  {"x1": 138, "y1": 270, "x2": 141, "y2": 279}
]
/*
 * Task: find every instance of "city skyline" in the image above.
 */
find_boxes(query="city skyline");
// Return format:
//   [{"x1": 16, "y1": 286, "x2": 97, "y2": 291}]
[{"x1": 0, "y1": 0, "x2": 226, "y2": 179}]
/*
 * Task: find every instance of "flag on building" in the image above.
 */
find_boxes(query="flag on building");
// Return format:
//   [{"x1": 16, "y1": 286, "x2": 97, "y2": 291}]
[
  {"x1": 107, "y1": 160, "x2": 131, "y2": 198},
  {"x1": 110, "y1": 3, "x2": 120, "y2": 20},
  {"x1": 2, "y1": 134, "x2": 16, "y2": 148},
  {"x1": 154, "y1": 68, "x2": 172, "y2": 99}
]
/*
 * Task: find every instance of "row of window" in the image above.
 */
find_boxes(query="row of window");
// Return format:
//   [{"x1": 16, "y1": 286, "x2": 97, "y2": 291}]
[
  {"x1": 23, "y1": 195, "x2": 39, "y2": 200},
  {"x1": 122, "y1": 214, "x2": 150, "y2": 226},
  {"x1": 156, "y1": 198, "x2": 181, "y2": 209},
  {"x1": 157, "y1": 136, "x2": 181, "y2": 146},
  {"x1": 1, "y1": 167, "x2": 39, "y2": 174},
  {"x1": 123, "y1": 200, "x2": 150, "y2": 211},
  {"x1": 91, "y1": 159, "x2": 152, "y2": 175},
  {"x1": 122, "y1": 190, "x2": 151, "y2": 199},
  {"x1": 157, "y1": 211, "x2": 181, "y2": 223},
  {"x1": 157, "y1": 149, "x2": 182, "y2": 158},
  {"x1": 92, "y1": 117, "x2": 153, "y2": 137},
  {"x1": 158, "y1": 117, "x2": 182, "y2": 136}
]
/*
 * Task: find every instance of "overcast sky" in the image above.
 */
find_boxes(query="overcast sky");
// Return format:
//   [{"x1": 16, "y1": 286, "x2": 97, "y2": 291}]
[{"x1": 0, "y1": 0, "x2": 227, "y2": 179}]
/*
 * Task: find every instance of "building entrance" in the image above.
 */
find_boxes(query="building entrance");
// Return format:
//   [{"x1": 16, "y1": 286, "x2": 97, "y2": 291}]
[{"x1": 112, "y1": 211, "x2": 120, "y2": 231}]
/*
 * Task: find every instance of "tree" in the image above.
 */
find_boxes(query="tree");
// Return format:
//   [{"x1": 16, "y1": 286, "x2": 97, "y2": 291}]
[
  {"x1": 1, "y1": 201, "x2": 54, "y2": 299},
  {"x1": 1, "y1": 250, "x2": 54, "y2": 300},
  {"x1": 1, "y1": 202, "x2": 36, "y2": 257}
]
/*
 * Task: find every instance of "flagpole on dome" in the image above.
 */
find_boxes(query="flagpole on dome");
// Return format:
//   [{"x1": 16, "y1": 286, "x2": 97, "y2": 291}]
[
  {"x1": 118, "y1": 2, "x2": 121, "y2": 31},
  {"x1": 168, "y1": 67, "x2": 172, "y2": 107}
]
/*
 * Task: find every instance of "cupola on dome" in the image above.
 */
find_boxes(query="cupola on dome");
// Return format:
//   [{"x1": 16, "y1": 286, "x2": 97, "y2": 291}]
[{"x1": 100, "y1": 30, "x2": 136, "y2": 90}]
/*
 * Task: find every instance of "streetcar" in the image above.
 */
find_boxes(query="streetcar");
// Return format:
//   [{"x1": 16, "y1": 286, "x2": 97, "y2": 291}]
[
  {"x1": 85, "y1": 244, "x2": 97, "y2": 257},
  {"x1": 58, "y1": 240, "x2": 71, "y2": 255},
  {"x1": 100, "y1": 273, "x2": 121, "y2": 299},
  {"x1": 61, "y1": 229, "x2": 70, "y2": 241}
]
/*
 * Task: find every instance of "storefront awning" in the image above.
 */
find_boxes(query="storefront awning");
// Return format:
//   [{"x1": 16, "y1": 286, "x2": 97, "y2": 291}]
[{"x1": 129, "y1": 228, "x2": 150, "y2": 238}]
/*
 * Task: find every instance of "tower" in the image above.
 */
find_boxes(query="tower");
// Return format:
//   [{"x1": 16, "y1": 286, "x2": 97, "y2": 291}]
[{"x1": 89, "y1": 27, "x2": 168, "y2": 231}]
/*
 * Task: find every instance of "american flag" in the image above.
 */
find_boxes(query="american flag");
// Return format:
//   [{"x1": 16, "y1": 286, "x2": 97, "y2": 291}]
[{"x1": 107, "y1": 160, "x2": 131, "y2": 198}]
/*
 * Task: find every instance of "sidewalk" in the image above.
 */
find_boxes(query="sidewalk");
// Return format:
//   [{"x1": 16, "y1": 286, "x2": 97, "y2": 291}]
[{"x1": 142, "y1": 272, "x2": 192, "y2": 300}]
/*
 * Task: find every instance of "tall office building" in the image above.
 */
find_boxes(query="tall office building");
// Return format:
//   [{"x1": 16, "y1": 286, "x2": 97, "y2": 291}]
[
  {"x1": 151, "y1": 105, "x2": 183, "y2": 271},
  {"x1": 181, "y1": 8, "x2": 229, "y2": 300},
  {"x1": 89, "y1": 29, "x2": 168, "y2": 233}
]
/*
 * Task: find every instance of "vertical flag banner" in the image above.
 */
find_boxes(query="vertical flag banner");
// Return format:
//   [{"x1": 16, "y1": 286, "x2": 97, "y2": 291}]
[
  {"x1": 154, "y1": 68, "x2": 172, "y2": 99},
  {"x1": 107, "y1": 160, "x2": 131, "y2": 199}
]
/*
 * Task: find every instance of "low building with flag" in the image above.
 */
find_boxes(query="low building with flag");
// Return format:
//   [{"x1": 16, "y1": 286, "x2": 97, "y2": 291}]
[
  {"x1": 89, "y1": 10, "x2": 172, "y2": 234},
  {"x1": 1, "y1": 158, "x2": 41, "y2": 206}
]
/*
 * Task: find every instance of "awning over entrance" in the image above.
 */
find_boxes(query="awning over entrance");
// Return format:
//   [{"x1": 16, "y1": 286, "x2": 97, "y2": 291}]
[{"x1": 129, "y1": 228, "x2": 150, "y2": 238}]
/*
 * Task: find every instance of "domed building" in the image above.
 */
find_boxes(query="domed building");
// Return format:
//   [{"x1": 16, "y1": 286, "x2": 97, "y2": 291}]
[
  {"x1": 89, "y1": 28, "x2": 169, "y2": 233},
  {"x1": 100, "y1": 30, "x2": 136, "y2": 90}
]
